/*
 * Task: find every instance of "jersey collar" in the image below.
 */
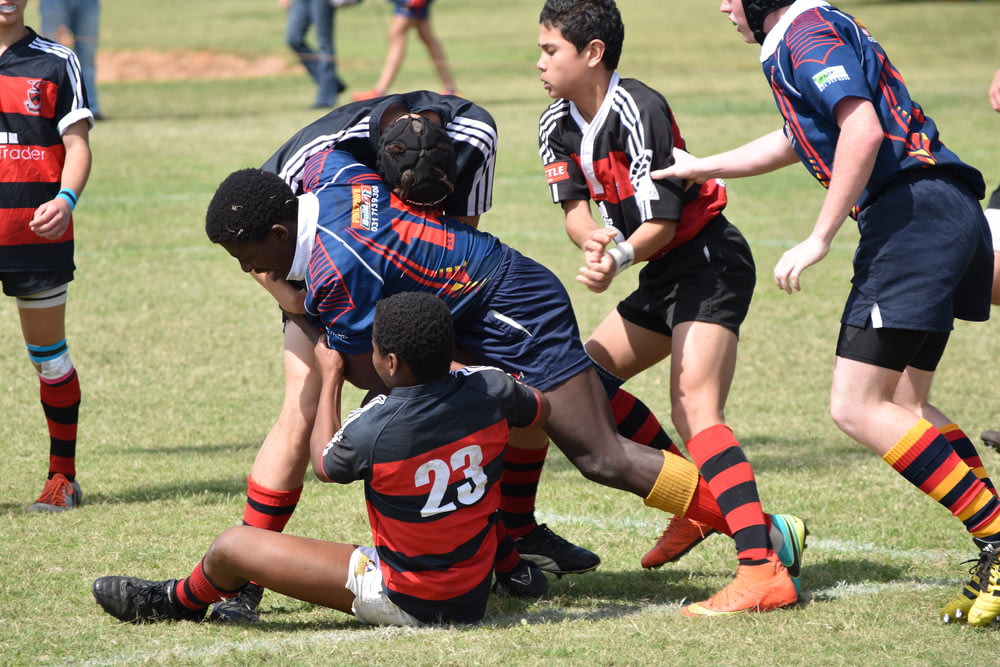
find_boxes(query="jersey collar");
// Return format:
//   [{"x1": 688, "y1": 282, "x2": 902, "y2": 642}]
[
  {"x1": 760, "y1": 0, "x2": 830, "y2": 61},
  {"x1": 287, "y1": 192, "x2": 318, "y2": 282}
]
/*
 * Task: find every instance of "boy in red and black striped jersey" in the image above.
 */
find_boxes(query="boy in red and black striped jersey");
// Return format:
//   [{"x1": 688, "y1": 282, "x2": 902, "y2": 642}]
[
  {"x1": 536, "y1": 0, "x2": 802, "y2": 616},
  {"x1": 93, "y1": 292, "x2": 546, "y2": 626},
  {"x1": 1, "y1": 0, "x2": 92, "y2": 512}
]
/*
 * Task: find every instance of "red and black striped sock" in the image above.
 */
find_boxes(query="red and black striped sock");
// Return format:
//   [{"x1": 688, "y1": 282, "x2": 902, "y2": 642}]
[
  {"x1": 499, "y1": 443, "x2": 548, "y2": 540},
  {"x1": 609, "y1": 388, "x2": 684, "y2": 457},
  {"x1": 687, "y1": 424, "x2": 771, "y2": 565},
  {"x1": 175, "y1": 560, "x2": 240, "y2": 610},
  {"x1": 39, "y1": 369, "x2": 80, "y2": 481},
  {"x1": 242, "y1": 476, "x2": 303, "y2": 533}
]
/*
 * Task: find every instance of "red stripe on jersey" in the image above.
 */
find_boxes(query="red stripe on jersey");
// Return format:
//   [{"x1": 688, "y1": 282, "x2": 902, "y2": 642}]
[
  {"x1": 0, "y1": 75, "x2": 59, "y2": 119},
  {"x1": 0, "y1": 143, "x2": 65, "y2": 183},
  {"x1": 1, "y1": 209, "x2": 73, "y2": 245}
]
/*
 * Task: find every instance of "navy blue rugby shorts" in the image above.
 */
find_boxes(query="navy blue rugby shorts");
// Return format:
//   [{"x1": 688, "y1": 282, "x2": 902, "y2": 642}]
[
  {"x1": 844, "y1": 169, "x2": 992, "y2": 331},
  {"x1": 453, "y1": 249, "x2": 592, "y2": 392}
]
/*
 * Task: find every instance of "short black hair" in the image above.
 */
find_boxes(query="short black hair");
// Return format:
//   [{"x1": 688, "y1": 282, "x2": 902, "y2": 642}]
[
  {"x1": 205, "y1": 168, "x2": 298, "y2": 244},
  {"x1": 540, "y1": 0, "x2": 624, "y2": 71},
  {"x1": 373, "y1": 292, "x2": 454, "y2": 384}
]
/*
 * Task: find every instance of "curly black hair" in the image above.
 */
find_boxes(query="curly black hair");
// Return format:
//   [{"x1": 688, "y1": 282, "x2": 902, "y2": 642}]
[
  {"x1": 205, "y1": 168, "x2": 298, "y2": 244},
  {"x1": 373, "y1": 292, "x2": 454, "y2": 384},
  {"x1": 539, "y1": 0, "x2": 624, "y2": 71}
]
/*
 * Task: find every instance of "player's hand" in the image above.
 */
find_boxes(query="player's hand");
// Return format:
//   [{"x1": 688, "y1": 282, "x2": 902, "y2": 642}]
[
  {"x1": 989, "y1": 68, "x2": 1000, "y2": 113},
  {"x1": 576, "y1": 228, "x2": 618, "y2": 293},
  {"x1": 313, "y1": 336, "x2": 346, "y2": 378},
  {"x1": 650, "y1": 148, "x2": 706, "y2": 184},
  {"x1": 773, "y1": 235, "x2": 830, "y2": 294},
  {"x1": 28, "y1": 198, "x2": 72, "y2": 240}
]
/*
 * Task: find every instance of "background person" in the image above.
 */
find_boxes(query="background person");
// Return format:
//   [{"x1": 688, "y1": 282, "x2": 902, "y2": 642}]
[
  {"x1": 39, "y1": 0, "x2": 100, "y2": 119},
  {"x1": 280, "y1": 0, "x2": 345, "y2": 108},
  {"x1": 353, "y1": 0, "x2": 457, "y2": 101}
]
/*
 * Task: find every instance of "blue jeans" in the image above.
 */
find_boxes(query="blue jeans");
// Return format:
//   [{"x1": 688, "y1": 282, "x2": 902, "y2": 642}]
[
  {"x1": 286, "y1": 0, "x2": 341, "y2": 107},
  {"x1": 39, "y1": 0, "x2": 100, "y2": 115}
]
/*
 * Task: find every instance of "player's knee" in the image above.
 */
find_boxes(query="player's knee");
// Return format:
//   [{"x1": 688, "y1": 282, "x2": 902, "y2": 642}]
[
  {"x1": 26, "y1": 340, "x2": 75, "y2": 381},
  {"x1": 207, "y1": 526, "x2": 254, "y2": 567}
]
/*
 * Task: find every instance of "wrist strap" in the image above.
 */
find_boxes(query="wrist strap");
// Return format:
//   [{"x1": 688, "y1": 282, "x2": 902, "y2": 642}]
[
  {"x1": 56, "y1": 188, "x2": 78, "y2": 211},
  {"x1": 606, "y1": 241, "x2": 635, "y2": 275}
]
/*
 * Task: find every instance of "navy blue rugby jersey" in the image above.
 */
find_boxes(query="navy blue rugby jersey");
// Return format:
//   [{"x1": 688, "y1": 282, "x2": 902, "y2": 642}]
[
  {"x1": 321, "y1": 366, "x2": 545, "y2": 623},
  {"x1": 761, "y1": 0, "x2": 984, "y2": 211},
  {"x1": 295, "y1": 150, "x2": 507, "y2": 354},
  {"x1": 0, "y1": 28, "x2": 91, "y2": 271},
  {"x1": 262, "y1": 90, "x2": 497, "y2": 218}
]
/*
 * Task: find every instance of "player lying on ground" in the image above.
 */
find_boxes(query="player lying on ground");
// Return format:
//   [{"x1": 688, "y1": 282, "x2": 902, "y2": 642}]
[
  {"x1": 201, "y1": 115, "x2": 806, "y2": 616},
  {"x1": 92, "y1": 292, "x2": 547, "y2": 625}
]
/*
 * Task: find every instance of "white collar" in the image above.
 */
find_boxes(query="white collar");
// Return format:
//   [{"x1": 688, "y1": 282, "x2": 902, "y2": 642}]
[
  {"x1": 760, "y1": 0, "x2": 830, "y2": 61},
  {"x1": 286, "y1": 191, "x2": 318, "y2": 281}
]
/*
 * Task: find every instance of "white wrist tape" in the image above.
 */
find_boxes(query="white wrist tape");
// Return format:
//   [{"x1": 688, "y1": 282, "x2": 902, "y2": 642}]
[{"x1": 606, "y1": 241, "x2": 635, "y2": 275}]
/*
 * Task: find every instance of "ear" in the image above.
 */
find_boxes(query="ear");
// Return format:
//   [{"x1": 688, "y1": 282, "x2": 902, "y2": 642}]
[
  {"x1": 585, "y1": 39, "x2": 606, "y2": 68},
  {"x1": 269, "y1": 224, "x2": 291, "y2": 242},
  {"x1": 385, "y1": 351, "x2": 402, "y2": 378}
]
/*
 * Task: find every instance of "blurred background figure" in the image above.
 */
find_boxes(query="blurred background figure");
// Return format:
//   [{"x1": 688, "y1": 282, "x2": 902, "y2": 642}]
[
  {"x1": 354, "y1": 0, "x2": 456, "y2": 101},
  {"x1": 281, "y1": 0, "x2": 345, "y2": 108},
  {"x1": 39, "y1": 0, "x2": 101, "y2": 119}
]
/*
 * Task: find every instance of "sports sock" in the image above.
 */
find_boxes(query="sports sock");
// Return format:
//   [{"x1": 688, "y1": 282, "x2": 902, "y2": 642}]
[
  {"x1": 499, "y1": 442, "x2": 547, "y2": 539},
  {"x1": 643, "y1": 449, "x2": 730, "y2": 535},
  {"x1": 175, "y1": 560, "x2": 239, "y2": 610},
  {"x1": 39, "y1": 369, "x2": 80, "y2": 480},
  {"x1": 686, "y1": 424, "x2": 771, "y2": 565},
  {"x1": 242, "y1": 476, "x2": 303, "y2": 532},
  {"x1": 941, "y1": 423, "x2": 996, "y2": 494},
  {"x1": 883, "y1": 419, "x2": 1000, "y2": 540},
  {"x1": 493, "y1": 521, "x2": 520, "y2": 574},
  {"x1": 609, "y1": 388, "x2": 684, "y2": 456}
]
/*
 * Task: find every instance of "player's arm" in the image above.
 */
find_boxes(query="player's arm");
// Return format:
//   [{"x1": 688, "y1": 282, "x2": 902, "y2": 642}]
[
  {"x1": 651, "y1": 129, "x2": 798, "y2": 184},
  {"x1": 773, "y1": 96, "x2": 882, "y2": 294},
  {"x1": 310, "y1": 336, "x2": 347, "y2": 481},
  {"x1": 30, "y1": 119, "x2": 91, "y2": 240},
  {"x1": 576, "y1": 218, "x2": 677, "y2": 294},
  {"x1": 249, "y1": 271, "x2": 307, "y2": 314}
]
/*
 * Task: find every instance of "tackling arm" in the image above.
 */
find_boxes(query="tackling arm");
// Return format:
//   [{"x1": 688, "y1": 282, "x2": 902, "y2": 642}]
[{"x1": 650, "y1": 129, "x2": 798, "y2": 183}]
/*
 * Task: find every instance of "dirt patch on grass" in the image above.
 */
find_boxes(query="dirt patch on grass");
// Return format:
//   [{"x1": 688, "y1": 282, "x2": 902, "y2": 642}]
[{"x1": 96, "y1": 49, "x2": 295, "y2": 82}]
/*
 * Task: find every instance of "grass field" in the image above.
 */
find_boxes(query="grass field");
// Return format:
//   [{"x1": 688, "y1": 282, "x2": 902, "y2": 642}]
[{"x1": 2, "y1": 0, "x2": 1000, "y2": 664}]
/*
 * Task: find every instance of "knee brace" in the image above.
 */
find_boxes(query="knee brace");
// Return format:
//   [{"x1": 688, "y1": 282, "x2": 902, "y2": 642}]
[{"x1": 27, "y1": 340, "x2": 75, "y2": 381}]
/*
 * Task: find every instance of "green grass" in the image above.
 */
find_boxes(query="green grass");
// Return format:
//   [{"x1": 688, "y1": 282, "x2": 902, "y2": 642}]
[{"x1": 3, "y1": 0, "x2": 1000, "y2": 664}]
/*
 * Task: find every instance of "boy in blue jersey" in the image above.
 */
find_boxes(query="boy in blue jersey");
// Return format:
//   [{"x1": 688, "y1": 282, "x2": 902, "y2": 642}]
[
  {"x1": 656, "y1": 0, "x2": 1000, "y2": 626},
  {"x1": 202, "y1": 116, "x2": 800, "y2": 612},
  {"x1": 93, "y1": 292, "x2": 546, "y2": 626}
]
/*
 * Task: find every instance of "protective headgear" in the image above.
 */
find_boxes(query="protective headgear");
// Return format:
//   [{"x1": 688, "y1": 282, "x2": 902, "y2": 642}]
[
  {"x1": 742, "y1": 0, "x2": 795, "y2": 44},
  {"x1": 377, "y1": 115, "x2": 456, "y2": 207}
]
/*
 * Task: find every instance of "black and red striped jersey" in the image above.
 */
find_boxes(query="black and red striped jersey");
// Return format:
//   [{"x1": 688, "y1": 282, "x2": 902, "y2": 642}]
[
  {"x1": 320, "y1": 366, "x2": 544, "y2": 624},
  {"x1": 262, "y1": 91, "x2": 496, "y2": 219},
  {"x1": 0, "y1": 28, "x2": 91, "y2": 271},
  {"x1": 538, "y1": 74, "x2": 726, "y2": 258}
]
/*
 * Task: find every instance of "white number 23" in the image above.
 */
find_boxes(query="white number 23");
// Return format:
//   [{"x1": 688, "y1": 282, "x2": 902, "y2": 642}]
[{"x1": 414, "y1": 445, "x2": 487, "y2": 517}]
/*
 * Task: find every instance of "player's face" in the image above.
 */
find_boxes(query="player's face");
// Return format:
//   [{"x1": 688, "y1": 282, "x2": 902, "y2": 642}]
[
  {"x1": 220, "y1": 228, "x2": 295, "y2": 277},
  {"x1": 719, "y1": 0, "x2": 755, "y2": 44},
  {"x1": 0, "y1": 1, "x2": 27, "y2": 26},
  {"x1": 536, "y1": 24, "x2": 591, "y2": 101}
]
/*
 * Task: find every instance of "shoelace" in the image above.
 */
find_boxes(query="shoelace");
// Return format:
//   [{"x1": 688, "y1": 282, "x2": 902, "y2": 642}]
[{"x1": 35, "y1": 478, "x2": 70, "y2": 506}]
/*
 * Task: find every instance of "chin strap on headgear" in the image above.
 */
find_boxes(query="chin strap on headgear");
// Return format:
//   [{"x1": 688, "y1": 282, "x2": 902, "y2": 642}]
[{"x1": 742, "y1": 0, "x2": 796, "y2": 44}]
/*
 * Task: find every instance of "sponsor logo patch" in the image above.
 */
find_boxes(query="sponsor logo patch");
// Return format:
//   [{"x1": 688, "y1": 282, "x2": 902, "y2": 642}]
[
  {"x1": 811, "y1": 65, "x2": 849, "y2": 92},
  {"x1": 351, "y1": 184, "x2": 379, "y2": 231},
  {"x1": 544, "y1": 161, "x2": 570, "y2": 184}
]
